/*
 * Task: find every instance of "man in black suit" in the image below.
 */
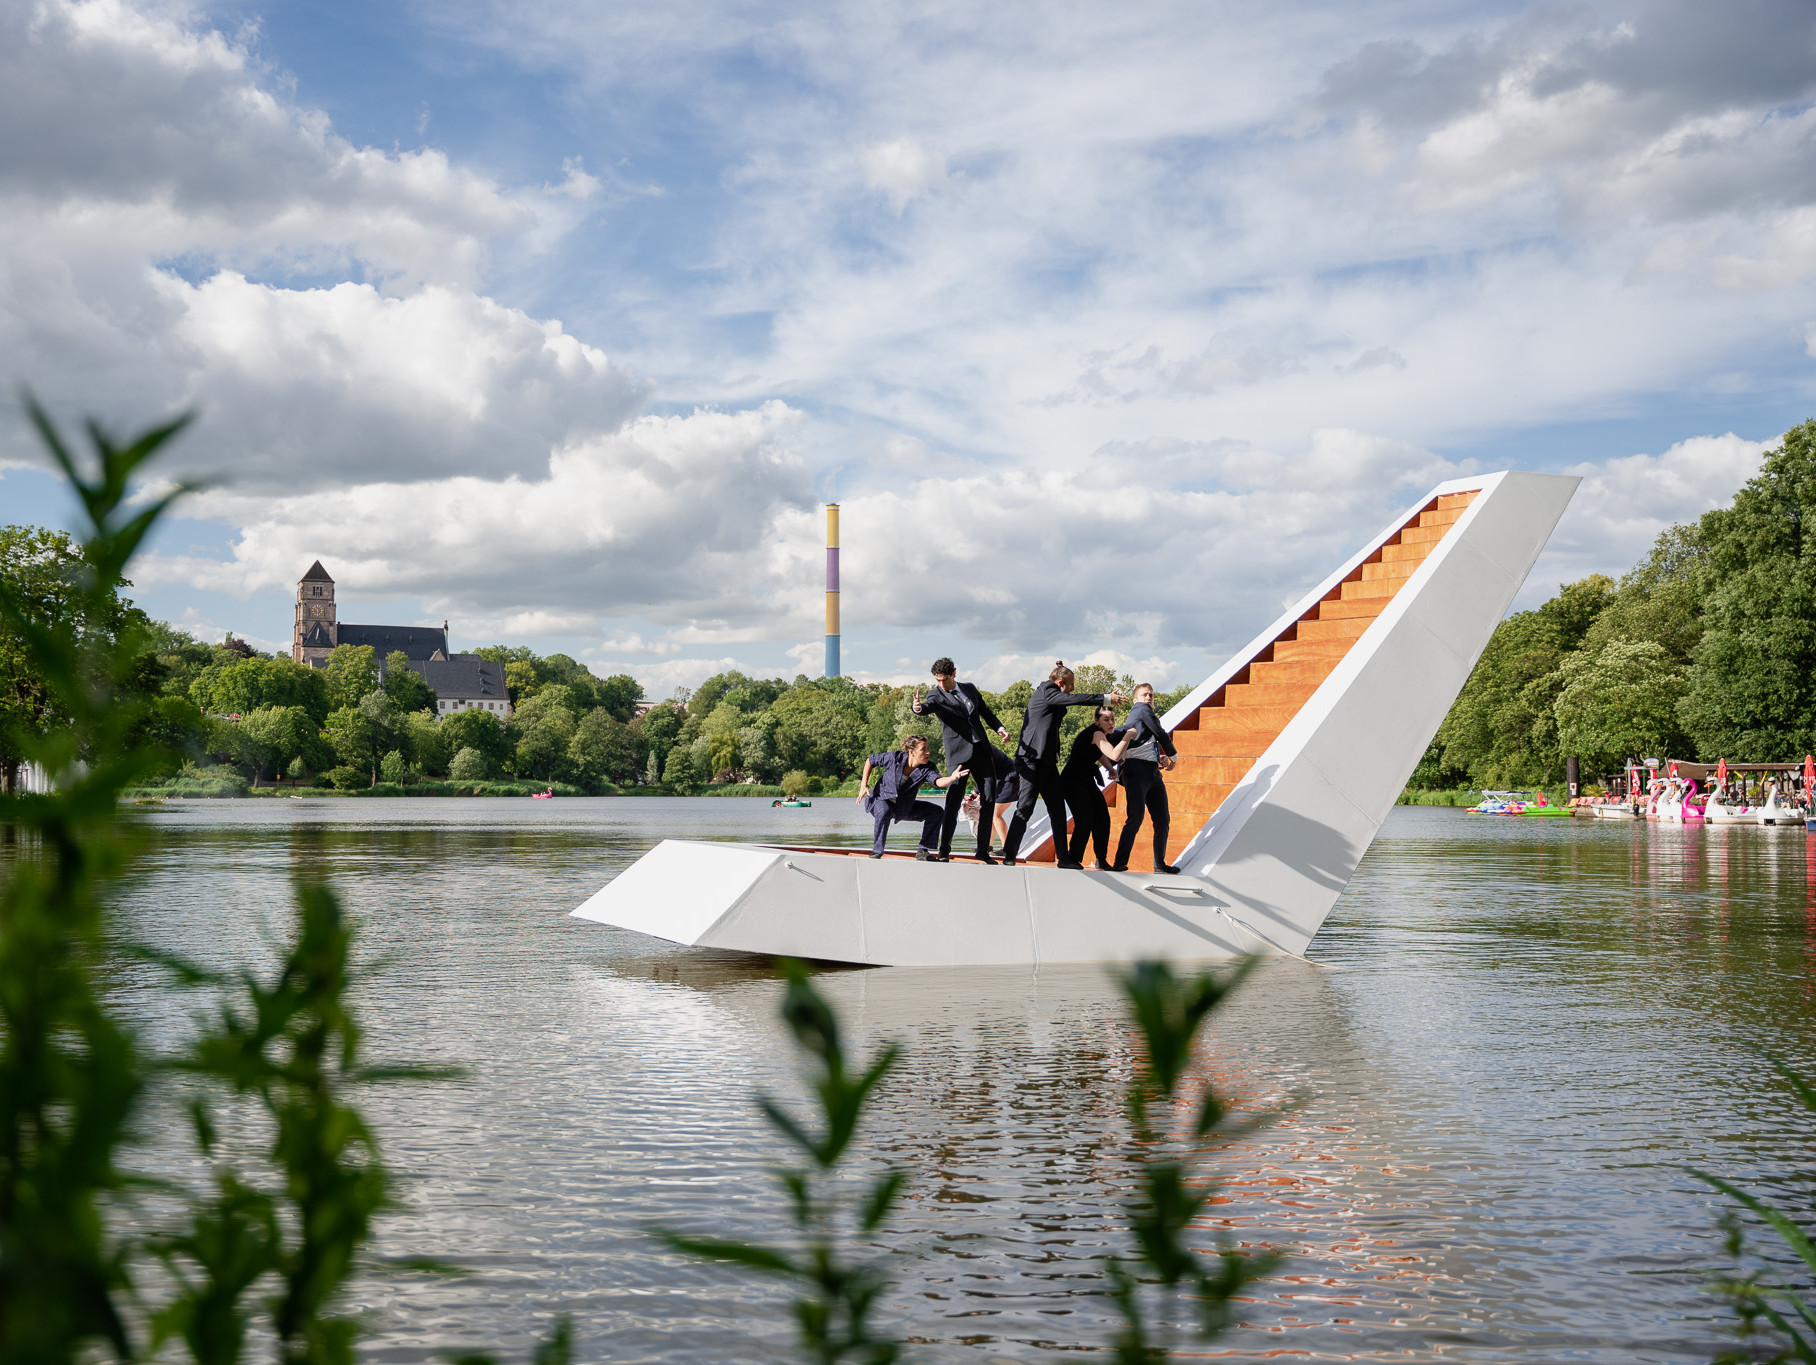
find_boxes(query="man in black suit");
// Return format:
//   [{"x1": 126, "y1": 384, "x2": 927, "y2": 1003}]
[{"x1": 911, "y1": 657, "x2": 1011, "y2": 862}]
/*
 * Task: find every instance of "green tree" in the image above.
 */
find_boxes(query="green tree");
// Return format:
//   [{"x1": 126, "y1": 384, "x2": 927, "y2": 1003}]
[
  {"x1": 321, "y1": 644, "x2": 379, "y2": 712},
  {"x1": 0, "y1": 525, "x2": 88, "y2": 792},
  {"x1": 380, "y1": 749, "x2": 409, "y2": 784},
  {"x1": 660, "y1": 744, "x2": 691, "y2": 787},
  {"x1": 323, "y1": 690, "x2": 406, "y2": 787},
  {"x1": 382, "y1": 651, "x2": 437, "y2": 715},
  {"x1": 405, "y1": 711, "x2": 451, "y2": 777},
  {"x1": 190, "y1": 658, "x2": 330, "y2": 725},
  {"x1": 1553, "y1": 640, "x2": 1690, "y2": 769},
  {"x1": 1435, "y1": 575, "x2": 1615, "y2": 785},
  {"x1": 441, "y1": 707, "x2": 511, "y2": 772},
  {"x1": 1680, "y1": 420, "x2": 1816, "y2": 760},
  {"x1": 593, "y1": 672, "x2": 643, "y2": 722},
  {"x1": 324, "y1": 707, "x2": 378, "y2": 785},
  {"x1": 511, "y1": 689, "x2": 578, "y2": 781},
  {"x1": 634, "y1": 702, "x2": 683, "y2": 774},
  {"x1": 568, "y1": 709, "x2": 638, "y2": 787},
  {"x1": 781, "y1": 769, "x2": 811, "y2": 798},
  {"x1": 449, "y1": 746, "x2": 491, "y2": 781}
]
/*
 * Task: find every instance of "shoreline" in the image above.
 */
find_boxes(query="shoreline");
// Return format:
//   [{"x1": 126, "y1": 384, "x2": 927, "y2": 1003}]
[{"x1": 126, "y1": 782, "x2": 863, "y2": 801}]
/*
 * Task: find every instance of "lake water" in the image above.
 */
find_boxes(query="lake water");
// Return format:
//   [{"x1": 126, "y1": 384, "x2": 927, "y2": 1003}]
[{"x1": 109, "y1": 798, "x2": 1816, "y2": 1363}]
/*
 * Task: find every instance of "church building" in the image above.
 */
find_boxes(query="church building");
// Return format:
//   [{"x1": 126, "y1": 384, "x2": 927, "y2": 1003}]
[{"x1": 291, "y1": 562, "x2": 512, "y2": 719}]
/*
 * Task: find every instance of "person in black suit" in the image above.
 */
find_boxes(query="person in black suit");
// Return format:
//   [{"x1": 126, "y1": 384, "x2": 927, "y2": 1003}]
[
  {"x1": 911, "y1": 657, "x2": 1010, "y2": 862},
  {"x1": 1001, "y1": 662, "x2": 1126, "y2": 867},
  {"x1": 1112, "y1": 682, "x2": 1180, "y2": 873}
]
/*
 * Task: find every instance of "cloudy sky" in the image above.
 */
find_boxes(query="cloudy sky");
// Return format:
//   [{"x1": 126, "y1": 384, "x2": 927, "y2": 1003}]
[{"x1": 4, "y1": 0, "x2": 1814, "y2": 694}]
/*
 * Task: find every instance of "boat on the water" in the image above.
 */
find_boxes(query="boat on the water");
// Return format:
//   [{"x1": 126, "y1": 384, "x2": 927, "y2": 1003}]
[{"x1": 571, "y1": 471, "x2": 1579, "y2": 966}]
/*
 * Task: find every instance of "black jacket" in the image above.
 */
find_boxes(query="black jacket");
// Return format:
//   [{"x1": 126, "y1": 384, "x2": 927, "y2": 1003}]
[
  {"x1": 1120, "y1": 700, "x2": 1177, "y2": 760},
  {"x1": 916, "y1": 681, "x2": 1004, "y2": 767},
  {"x1": 1017, "y1": 681, "x2": 1109, "y2": 765}
]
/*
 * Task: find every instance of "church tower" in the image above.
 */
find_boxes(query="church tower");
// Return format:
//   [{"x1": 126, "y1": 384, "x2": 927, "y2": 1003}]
[{"x1": 293, "y1": 561, "x2": 337, "y2": 665}]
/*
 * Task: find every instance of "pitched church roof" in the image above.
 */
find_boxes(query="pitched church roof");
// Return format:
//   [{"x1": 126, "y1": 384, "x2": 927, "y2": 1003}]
[
  {"x1": 301, "y1": 560, "x2": 334, "y2": 582},
  {"x1": 338, "y1": 623, "x2": 448, "y2": 660}
]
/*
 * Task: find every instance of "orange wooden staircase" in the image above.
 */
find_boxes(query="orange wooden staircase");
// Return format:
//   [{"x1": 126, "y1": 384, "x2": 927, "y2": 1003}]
[{"x1": 1101, "y1": 489, "x2": 1480, "y2": 870}]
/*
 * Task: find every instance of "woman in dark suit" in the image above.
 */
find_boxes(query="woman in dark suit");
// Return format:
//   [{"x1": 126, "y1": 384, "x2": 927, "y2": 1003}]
[{"x1": 1061, "y1": 706, "x2": 1133, "y2": 869}]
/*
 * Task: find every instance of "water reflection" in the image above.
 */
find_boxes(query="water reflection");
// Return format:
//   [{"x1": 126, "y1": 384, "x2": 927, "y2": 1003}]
[{"x1": 95, "y1": 799, "x2": 1816, "y2": 1361}]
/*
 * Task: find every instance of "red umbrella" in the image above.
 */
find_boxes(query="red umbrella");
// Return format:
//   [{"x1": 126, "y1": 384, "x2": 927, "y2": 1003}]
[
  {"x1": 1717, "y1": 758, "x2": 1728, "y2": 788},
  {"x1": 1804, "y1": 754, "x2": 1813, "y2": 796}
]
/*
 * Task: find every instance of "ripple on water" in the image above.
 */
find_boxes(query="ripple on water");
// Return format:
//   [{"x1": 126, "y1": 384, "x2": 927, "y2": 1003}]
[{"x1": 87, "y1": 799, "x2": 1816, "y2": 1362}]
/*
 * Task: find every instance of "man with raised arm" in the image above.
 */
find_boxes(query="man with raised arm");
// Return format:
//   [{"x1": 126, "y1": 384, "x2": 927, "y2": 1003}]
[{"x1": 911, "y1": 657, "x2": 1011, "y2": 863}]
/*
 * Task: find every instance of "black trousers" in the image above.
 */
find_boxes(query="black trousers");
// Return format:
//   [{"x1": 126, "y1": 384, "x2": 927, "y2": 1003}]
[
  {"x1": 1002, "y1": 755, "x2": 1067, "y2": 863},
  {"x1": 1113, "y1": 759, "x2": 1171, "y2": 869},
  {"x1": 1063, "y1": 773, "x2": 1111, "y2": 866},
  {"x1": 870, "y1": 798, "x2": 944, "y2": 855},
  {"x1": 939, "y1": 745, "x2": 1008, "y2": 856}
]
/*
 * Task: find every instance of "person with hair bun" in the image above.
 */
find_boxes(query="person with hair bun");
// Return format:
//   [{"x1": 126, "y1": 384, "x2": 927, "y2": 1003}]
[{"x1": 1000, "y1": 662, "x2": 1126, "y2": 867}]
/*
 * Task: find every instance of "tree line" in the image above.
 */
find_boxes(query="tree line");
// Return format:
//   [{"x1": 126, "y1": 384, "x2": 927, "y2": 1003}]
[
  {"x1": 0, "y1": 531, "x2": 1191, "y2": 794},
  {"x1": 1422, "y1": 418, "x2": 1816, "y2": 790}
]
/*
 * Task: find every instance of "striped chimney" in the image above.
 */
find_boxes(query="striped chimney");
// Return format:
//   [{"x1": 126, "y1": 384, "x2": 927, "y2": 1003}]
[{"x1": 824, "y1": 504, "x2": 840, "y2": 678}]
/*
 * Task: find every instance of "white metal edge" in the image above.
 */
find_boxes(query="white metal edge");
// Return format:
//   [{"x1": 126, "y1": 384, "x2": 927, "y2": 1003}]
[
  {"x1": 569, "y1": 839, "x2": 780, "y2": 947},
  {"x1": 1156, "y1": 471, "x2": 1510, "y2": 731},
  {"x1": 1173, "y1": 471, "x2": 1578, "y2": 887}
]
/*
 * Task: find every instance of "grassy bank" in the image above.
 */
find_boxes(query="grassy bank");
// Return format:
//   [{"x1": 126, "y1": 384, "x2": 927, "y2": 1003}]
[
  {"x1": 123, "y1": 778, "x2": 870, "y2": 800},
  {"x1": 1396, "y1": 788, "x2": 1484, "y2": 807}
]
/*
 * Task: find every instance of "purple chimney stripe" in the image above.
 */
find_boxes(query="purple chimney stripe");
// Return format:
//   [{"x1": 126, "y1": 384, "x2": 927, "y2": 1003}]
[{"x1": 826, "y1": 547, "x2": 839, "y2": 591}]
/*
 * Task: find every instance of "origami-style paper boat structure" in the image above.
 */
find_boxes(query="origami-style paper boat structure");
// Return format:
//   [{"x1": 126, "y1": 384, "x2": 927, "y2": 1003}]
[{"x1": 573, "y1": 471, "x2": 1578, "y2": 965}]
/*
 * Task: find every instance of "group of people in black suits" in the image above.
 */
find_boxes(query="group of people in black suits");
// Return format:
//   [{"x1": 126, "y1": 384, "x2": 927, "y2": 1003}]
[{"x1": 855, "y1": 659, "x2": 1180, "y2": 872}]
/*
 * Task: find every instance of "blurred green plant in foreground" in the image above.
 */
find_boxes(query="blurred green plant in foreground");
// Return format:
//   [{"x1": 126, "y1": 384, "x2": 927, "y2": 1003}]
[
  {"x1": 1692, "y1": 1057, "x2": 1816, "y2": 1365},
  {"x1": 0, "y1": 401, "x2": 565, "y2": 1365},
  {"x1": 657, "y1": 960, "x2": 910, "y2": 1364},
  {"x1": 661, "y1": 955, "x2": 1292, "y2": 1362}
]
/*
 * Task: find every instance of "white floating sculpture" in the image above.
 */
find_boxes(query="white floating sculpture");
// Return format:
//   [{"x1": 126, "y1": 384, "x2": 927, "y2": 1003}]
[{"x1": 573, "y1": 471, "x2": 1578, "y2": 966}]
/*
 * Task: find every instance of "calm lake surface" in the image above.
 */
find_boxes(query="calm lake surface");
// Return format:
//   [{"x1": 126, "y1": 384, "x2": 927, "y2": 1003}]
[{"x1": 110, "y1": 798, "x2": 1816, "y2": 1363}]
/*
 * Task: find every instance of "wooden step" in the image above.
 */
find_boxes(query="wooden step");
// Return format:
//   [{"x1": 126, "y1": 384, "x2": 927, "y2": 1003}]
[
  {"x1": 1418, "y1": 507, "x2": 1462, "y2": 529},
  {"x1": 1296, "y1": 615, "x2": 1371, "y2": 641},
  {"x1": 1218, "y1": 681, "x2": 1319, "y2": 712},
  {"x1": 1380, "y1": 541, "x2": 1429, "y2": 564},
  {"x1": 1339, "y1": 577, "x2": 1399, "y2": 601},
  {"x1": 1360, "y1": 558, "x2": 1418, "y2": 583},
  {"x1": 1166, "y1": 755, "x2": 1256, "y2": 784},
  {"x1": 1399, "y1": 524, "x2": 1447, "y2": 546},
  {"x1": 1164, "y1": 782, "x2": 1235, "y2": 815},
  {"x1": 1271, "y1": 636, "x2": 1352, "y2": 662},
  {"x1": 1195, "y1": 702, "x2": 1305, "y2": 730},
  {"x1": 1436, "y1": 491, "x2": 1476, "y2": 509},
  {"x1": 1247, "y1": 657, "x2": 1341, "y2": 688},
  {"x1": 1314, "y1": 595, "x2": 1380, "y2": 617}
]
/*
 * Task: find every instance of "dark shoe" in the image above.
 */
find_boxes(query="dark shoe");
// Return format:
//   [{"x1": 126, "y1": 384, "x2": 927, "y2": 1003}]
[
  {"x1": 1094, "y1": 860, "x2": 1113, "y2": 871},
  {"x1": 1108, "y1": 861, "x2": 1129, "y2": 872},
  {"x1": 1157, "y1": 863, "x2": 1181, "y2": 875},
  {"x1": 1003, "y1": 856, "x2": 1018, "y2": 867},
  {"x1": 974, "y1": 851, "x2": 997, "y2": 865},
  {"x1": 1056, "y1": 860, "x2": 1083, "y2": 870},
  {"x1": 915, "y1": 848, "x2": 937, "y2": 862},
  {"x1": 935, "y1": 851, "x2": 952, "y2": 862},
  {"x1": 867, "y1": 852, "x2": 883, "y2": 859}
]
